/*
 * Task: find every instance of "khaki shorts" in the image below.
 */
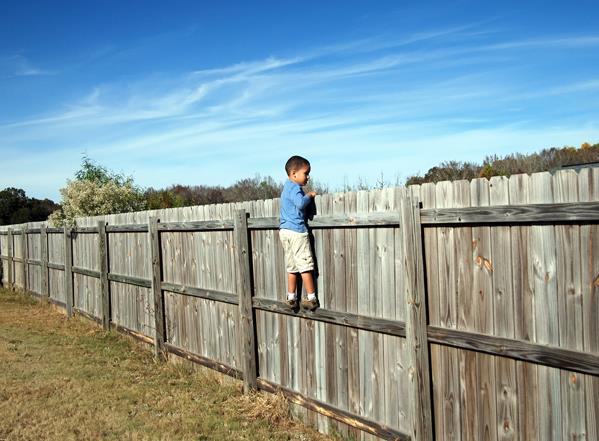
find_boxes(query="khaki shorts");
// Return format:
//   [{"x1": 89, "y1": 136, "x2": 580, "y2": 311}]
[{"x1": 279, "y1": 229, "x2": 314, "y2": 273}]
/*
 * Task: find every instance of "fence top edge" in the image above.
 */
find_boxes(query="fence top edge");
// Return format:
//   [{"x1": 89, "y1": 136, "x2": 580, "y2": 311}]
[{"x1": 0, "y1": 201, "x2": 597, "y2": 231}]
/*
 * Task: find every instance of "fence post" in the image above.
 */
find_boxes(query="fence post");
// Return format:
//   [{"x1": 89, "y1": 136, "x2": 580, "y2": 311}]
[
  {"x1": 7, "y1": 229, "x2": 13, "y2": 289},
  {"x1": 234, "y1": 209, "x2": 258, "y2": 393},
  {"x1": 21, "y1": 228, "x2": 28, "y2": 291},
  {"x1": 64, "y1": 226, "x2": 74, "y2": 317},
  {"x1": 98, "y1": 221, "x2": 110, "y2": 330},
  {"x1": 0, "y1": 233, "x2": 3, "y2": 287},
  {"x1": 399, "y1": 194, "x2": 433, "y2": 441},
  {"x1": 41, "y1": 226, "x2": 49, "y2": 297},
  {"x1": 149, "y1": 217, "x2": 166, "y2": 359}
]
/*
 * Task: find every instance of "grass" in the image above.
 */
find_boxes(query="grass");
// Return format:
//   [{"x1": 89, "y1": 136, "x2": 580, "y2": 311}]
[{"x1": 0, "y1": 288, "x2": 335, "y2": 441}]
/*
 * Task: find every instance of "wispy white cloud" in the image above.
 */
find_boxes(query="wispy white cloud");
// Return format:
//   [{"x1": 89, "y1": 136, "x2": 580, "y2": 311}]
[
  {"x1": 0, "y1": 54, "x2": 53, "y2": 78},
  {"x1": 485, "y1": 35, "x2": 599, "y2": 51},
  {"x1": 192, "y1": 56, "x2": 302, "y2": 77},
  {"x1": 2, "y1": 26, "x2": 599, "y2": 200}
]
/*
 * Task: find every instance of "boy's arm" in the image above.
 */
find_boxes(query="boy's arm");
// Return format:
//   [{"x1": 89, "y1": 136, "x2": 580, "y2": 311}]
[{"x1": 292, "y1": 188, "x2": 314, "y2": 209}]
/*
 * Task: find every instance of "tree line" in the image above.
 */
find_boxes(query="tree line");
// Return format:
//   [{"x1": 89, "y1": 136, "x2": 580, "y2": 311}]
[
  {"x1": 144, "y1": 176, "x2": 284, "y2": 209},
  {"x1": 2, "y1": 143, "x2": 597, "y2": 226},
  {"x1": 405, "y1": 142, "x2": 599, "y2": 185},
  {"x1": 0, "y1": 188, "x2": 59, "y2": 226}
]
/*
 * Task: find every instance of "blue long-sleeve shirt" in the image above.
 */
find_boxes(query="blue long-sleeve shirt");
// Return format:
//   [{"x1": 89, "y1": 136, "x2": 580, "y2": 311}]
[{"x1": 279, "y1": 180, "x2": 312, "y2": 233}]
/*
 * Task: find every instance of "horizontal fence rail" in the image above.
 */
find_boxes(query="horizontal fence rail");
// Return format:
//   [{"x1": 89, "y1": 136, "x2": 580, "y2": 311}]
[
  {"x1": 420, "y1": 201, "x2": 599, "y2": 225},
  {"x1": 2, "y1": 201, "x2": 598, "y2": 238}
]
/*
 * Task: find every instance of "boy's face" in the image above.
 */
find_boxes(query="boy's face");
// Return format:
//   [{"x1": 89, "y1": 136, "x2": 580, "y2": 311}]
[{"x1": 289, "y1": 165, "x2": 311, "y2": 186}]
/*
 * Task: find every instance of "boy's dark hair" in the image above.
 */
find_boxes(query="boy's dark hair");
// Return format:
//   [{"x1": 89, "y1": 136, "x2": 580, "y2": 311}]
[{"x1": 285, "y1": 155, "x2": 310, "y2": 175}]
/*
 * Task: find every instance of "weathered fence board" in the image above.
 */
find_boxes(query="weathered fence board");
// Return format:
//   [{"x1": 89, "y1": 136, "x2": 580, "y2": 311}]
[
  {"x1": 580, "y1": 167, "x2": 599, "y2": 441},
  {"x1": 530, "y1": 172, "x2": 562, "y2": 441},
  {"x1": 400, "y1": 193, "x2": 433, "y2": 441},
  {"x1": 471, "y1": 178, "x2": 497, "y2": 441},
  {"x1": 63, "y1": 226, "x2": 74, "y2": 317},
  {"x1": 488, "y1": 175, "x2": 517, "y2": 441},
  {"x1": 436, "y1": 180, "x2": 462, "y2": 441},
  {"x1": 508, "y1": 173, "x2": 539, "y2": 440},
  {"x1": 234, "y1": 209, "x2": 257, "y2": 392},
  {"x1": 149, "y1": 217, "x2": 165, "y2": 358},
  {"x1": 41, "y1": 227, "x2": 49, "y2": 297},
  {"x1": 553, "y1": 170, "x2": 585, "y2": 441},
  {"x1": 72, "y1": 225, "x2": 99, "y2": 318}
]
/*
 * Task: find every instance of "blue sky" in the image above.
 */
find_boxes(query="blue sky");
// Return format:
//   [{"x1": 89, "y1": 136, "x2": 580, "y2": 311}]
[{"x1": 2, "y1": 0, "x2": 599, "y2": 201}]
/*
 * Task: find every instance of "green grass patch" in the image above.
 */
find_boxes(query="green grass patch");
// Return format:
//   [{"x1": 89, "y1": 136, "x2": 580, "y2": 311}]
[{"x1": 0, "y1": 288, "x2": 334, "y2": 440}]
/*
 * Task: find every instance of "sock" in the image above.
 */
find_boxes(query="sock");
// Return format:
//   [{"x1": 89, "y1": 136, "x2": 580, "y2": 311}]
[
  {"x1": 287, "y1": 292, "x2": 297, "y2": 301},
  {"x1": 307, "y1": 292, "x2": 316, "y2": 301}
]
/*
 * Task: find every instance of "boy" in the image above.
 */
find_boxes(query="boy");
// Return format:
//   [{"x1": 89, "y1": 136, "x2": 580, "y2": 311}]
[{"x1": 279, "y1": 155, "x2": 318, "y2": 310}]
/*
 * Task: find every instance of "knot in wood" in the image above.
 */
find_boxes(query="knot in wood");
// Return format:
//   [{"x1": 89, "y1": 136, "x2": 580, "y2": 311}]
[
  {"x1": 408, "y1": 366, "x2": 416, "y2": 380},
  {"x1": 569, "y1": 373, "x2": 577, "y2": 385}
]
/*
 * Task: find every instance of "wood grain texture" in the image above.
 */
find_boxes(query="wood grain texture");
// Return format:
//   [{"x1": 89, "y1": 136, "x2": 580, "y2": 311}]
[
  {"x1": 488, "y1": 176, "x2": 517, "y2": 441},
  {"x1": 98, "y1": 221, "x2": 110, "y2": 330},
  {"x1": 553, "y1": 170, "x2": 585, "y2": 441},
  {"x1": 21, "y1": 229, "x2": 28, "y2": 291},
  {"x1": 417, "y1": 182, "x2": 445, "y2": 441},
  {"x1": 420, "y1": 201, "x2": 599, "y2": 225},
  {"x1": 41, "y1": 227, "x2": 49, "y2": 297},
  {"x1": 369, "y1": 189, "x2": 384, "y2": 436},
  {"x1": 344, "y1": 190, "x2": 361, "y2": 440},
  {"x1": 579, "y1": 167, "x2": 599, "y2": 441},
  {"x1": 105, "y1": 224, "x2": 149, "y2": 233},
  {"x1": 248, "y1": 212, "x2": 400, "y2": 230},
  {"x1": 400, "y1": 194, "x2": 433, "y2": 441},
  {"x1": 313, "y1": 194, "x2": 328, "y2": 431},
  {"x1": 0, "y1": 233, "x2": 5, "y2": 286},
  {"x1": 470, "y1": 178, "x2": 497, "y2": 441},
  {"x1": 451, "y1": 179, "x2": 475, "y2": 441},
  {"x1": 530, "y1": 172, "x2": 561, "y2": 441},
  {"x1": 427, "y1": 327, "x2": 599, "y2": 375},
  {"x1": 106, "y1": 273, "x2": 151, "y2": 288},
  {"x1": 258, "y1": 379, "x2": 411, "y2": 441},
  {"x1": 28, "y1": 231, "x2": 41, "y2": 294},
  {"x1": 234, "y1": 209, "x2": 257, "y2": 392},
  {"x1": 63, "y1": 226, "x2": 74, "y2": 317},
  {"x1": 72, "y1": 223, "x2": 101, "y2": 318},
  {"x1": 252, "y1": 298, "x2": 405, "y2": 336},
  {"x1": 71, "y1": 266, "x2": 100, "y2": 278},
  {"x1": 508, "y1": 173, "x2": 539, "y2": 440},
  {"x1": 436, "y1": 181, "x2": 461, "y2": 441},
  {"x1": 149, "y1": 217, "x2": 166, "y2": 359},
  {"x1": 47, "y1": 230, "x2": 65, "y2": 304},
  {"x1": 332, "y1": 192, "x2": 349, "y2": 438},
  {"x1": 319, "y1": 193, "x2": 335, "y2": 432}
]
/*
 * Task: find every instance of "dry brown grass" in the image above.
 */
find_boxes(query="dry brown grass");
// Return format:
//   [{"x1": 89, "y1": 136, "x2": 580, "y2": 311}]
[
  {"x1": 0, "y1": 288, "x2": 336, "y2": 441},
  {"x1": 226, "y1": 390, "x2": 292, "y2": 428}
]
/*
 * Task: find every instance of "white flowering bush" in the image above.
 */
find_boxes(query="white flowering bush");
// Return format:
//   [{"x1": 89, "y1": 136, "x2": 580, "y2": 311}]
[{"x1": 49, "y1": 157, "x2": 146, "y2": 226}]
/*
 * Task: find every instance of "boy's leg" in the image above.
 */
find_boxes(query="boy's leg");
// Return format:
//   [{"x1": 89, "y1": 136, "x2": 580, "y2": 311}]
[
  {"x1": 287, "y1": 272, "x2": 298, "y2": 294},
  {"x1": 285, "y1": 272, "x2": 299, "y2": 307},
  {"x1": 300, "y1": 271, "x2": 315, "y2": 294},
  {"x1": 300, "y1": 271, "x2": 318, "y2": 310}
]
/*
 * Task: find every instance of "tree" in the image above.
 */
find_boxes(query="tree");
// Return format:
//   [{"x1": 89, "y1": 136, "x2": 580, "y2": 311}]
[
  {"x1": 224, "y1": 175, "x2": 281, "y2": 203},
  {"x1": 0, "y1": 188, "x2": 27, "y2": 225},
  {"x1": 49, "y1": 157, "x2": 146, "y2": 226},
  {"x1": 0, "y1": 188, "x2": 59, "y2": 225}
]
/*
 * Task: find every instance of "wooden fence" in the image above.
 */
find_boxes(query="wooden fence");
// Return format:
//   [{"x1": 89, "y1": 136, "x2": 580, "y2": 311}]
[{"x1": 1, "y1": 169, "x2": 598, "y2": 441}]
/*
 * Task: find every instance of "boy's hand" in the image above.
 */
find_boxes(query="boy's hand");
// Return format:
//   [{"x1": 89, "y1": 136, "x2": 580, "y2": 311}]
[{"x1": 307, "y1": 191, "x2": 317, "y2": 197}]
